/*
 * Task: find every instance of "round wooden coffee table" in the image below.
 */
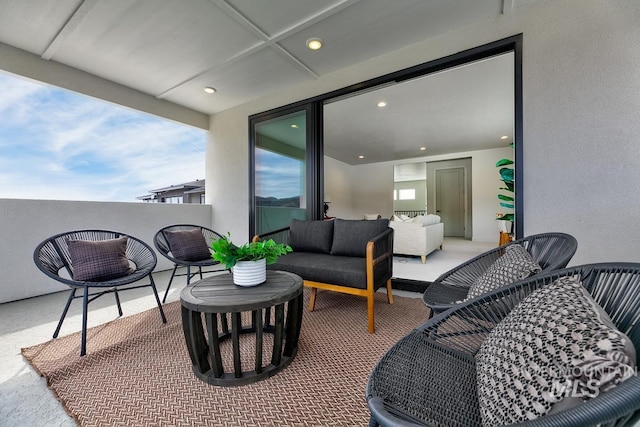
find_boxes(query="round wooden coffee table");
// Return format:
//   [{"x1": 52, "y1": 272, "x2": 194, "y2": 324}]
[{"x1": 180, "y1": 270, "x2": 303, "y2": 386}]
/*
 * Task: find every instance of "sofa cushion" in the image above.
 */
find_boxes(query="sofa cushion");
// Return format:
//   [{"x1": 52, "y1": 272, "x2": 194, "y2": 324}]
[
  {"x1": 412, "y1": 214, "x2": 441, "y2": 226},
  {"x1": 411, "y1": 215, "x2": 425, "y2": 225},
  {"x1": 465, "y1": 244, "x2": 541, "y2": 301},
  {"x1": 164, "y1": 228, "x2": 211, "y2": 261},
  {"x1": 289, "y1": 219, "x2": 334, "y2": 254},
  {"x1": 476, "y1": 276, "x2": 636, "y2": 426},
  {"x1": 68, "y1": 236, "x2": 134, "y2": 281},
  {"x1": 424, "y1": 214, "x2": 441, "y2": 225},
  {"x1": 268, "y1": 252, "x2": 368, "y2": 289},
  {"x1": 330, "y1": 218, "x2": 389, "y2": 257}
]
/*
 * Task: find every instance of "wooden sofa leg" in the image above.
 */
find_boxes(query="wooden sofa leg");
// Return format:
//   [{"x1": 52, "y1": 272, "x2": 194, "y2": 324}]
[
  {"x1": 421, "y1": 255, "x2": 426, "y2": 264},
  {"x1": 309, "y1": 287, "x2": 317, "y2": 311},
  {"x1": 367, "y1": 294, "x2": 375, "y2": 333},
  {"x1": 386, "y1": 280, "x2": 394, "y2": 304}
]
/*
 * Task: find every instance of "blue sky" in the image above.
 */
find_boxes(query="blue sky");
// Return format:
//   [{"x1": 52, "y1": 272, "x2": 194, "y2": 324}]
[
  {"x1": 0, "y1": 71, "x2": 205, "y2": 202},
  {"x1": 255, "y1": 148, "x2": 303, "y2": 199}
]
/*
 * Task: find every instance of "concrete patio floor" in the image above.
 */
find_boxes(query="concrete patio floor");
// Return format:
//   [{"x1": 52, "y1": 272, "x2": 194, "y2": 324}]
[{"x1": 1, "y1": 266, "x2": 227, "y2": 427}]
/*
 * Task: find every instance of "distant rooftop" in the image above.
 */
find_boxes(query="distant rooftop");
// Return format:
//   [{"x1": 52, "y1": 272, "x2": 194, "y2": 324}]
[
  {"x1": 149, "y1": 179, "x2": 204, "y2": 193},
  {"x1": 136, "y1": 179, "x2": 205, "y2": 203}
]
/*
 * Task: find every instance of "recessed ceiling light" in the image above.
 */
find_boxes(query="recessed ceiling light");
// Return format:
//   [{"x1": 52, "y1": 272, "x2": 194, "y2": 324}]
[
  {"x1": 500, "y1": 135, "x2": 508, "y2": 140},
  {"x1": 203, "y1": 87, "x2": 216, "y2": 94},
  {"x1": 377, "y1": 101, "x2": 387, "y2": 108},
  {"x1": 291, "y1": 124, "x2": 298, "y2": 128},
  {"x1": 306, "y1": 38, "x2": 323, "y2": 50},
  {"x1": 358, "y1": 155, "x2": 365, "y2": 159},
  {"x1": 420, "y1": 147, "x2": 427, "y2": 151}
]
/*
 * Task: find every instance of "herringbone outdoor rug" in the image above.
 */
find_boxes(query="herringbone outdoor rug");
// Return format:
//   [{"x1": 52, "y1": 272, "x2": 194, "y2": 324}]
[{"x1": 22, "y1": 289, "x2": 430, "y2": 426}]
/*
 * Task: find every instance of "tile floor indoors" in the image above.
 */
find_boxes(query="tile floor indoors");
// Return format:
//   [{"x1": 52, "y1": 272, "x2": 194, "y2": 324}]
[{"x1": 0, "y1": 237, "x2": 494, "y2": 426}]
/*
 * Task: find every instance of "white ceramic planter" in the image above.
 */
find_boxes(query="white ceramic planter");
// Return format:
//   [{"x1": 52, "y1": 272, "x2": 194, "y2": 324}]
[
  {"x1": 497, "y1": 219, "x2": 512, "y2": 233},
  {"x1": 231, "y1": 258, "x2": 266, "y2": 287}
]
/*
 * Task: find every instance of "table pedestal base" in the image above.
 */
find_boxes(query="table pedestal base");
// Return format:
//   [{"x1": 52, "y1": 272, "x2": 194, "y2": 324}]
[{"x1": 181, "y1": 292, "x2": 303, "y2": 386}]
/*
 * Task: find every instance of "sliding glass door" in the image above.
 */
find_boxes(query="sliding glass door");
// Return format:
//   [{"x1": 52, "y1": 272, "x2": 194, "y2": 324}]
[
  {"x1": 250, "y1": 106, "x2": 321, "y2": 236},
  {"x1": 249, "y1": 35, "x2": 522, "y2": 239}
]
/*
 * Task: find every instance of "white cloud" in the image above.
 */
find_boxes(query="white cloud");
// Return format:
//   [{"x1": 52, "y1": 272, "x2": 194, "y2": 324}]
[
  {"x1": 0, "y1": 71, "x2": 205, "y2": 202},
  {"x1": 254, "y1": 148, "x2": 302, "y2": 198}
]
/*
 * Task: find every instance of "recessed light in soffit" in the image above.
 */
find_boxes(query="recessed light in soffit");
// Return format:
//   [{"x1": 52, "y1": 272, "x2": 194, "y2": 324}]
[{"x1": 306, "y1": 38, "x2": 323, "y2": 50}]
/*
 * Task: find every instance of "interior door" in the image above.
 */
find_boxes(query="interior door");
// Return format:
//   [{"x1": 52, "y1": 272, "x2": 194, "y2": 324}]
[{"x1": 435, "y1": 167, "x2": 465, "y2": 237}]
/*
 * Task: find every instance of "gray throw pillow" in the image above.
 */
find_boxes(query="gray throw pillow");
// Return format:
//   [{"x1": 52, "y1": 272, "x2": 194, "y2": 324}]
[
  {"x1": 68, "y1": 236, "x2": 134, "y2": 281},
  {"x1": 165, "y1": 228, "x2": 211, "y2": 261},
  {"x1": 330, "y1": 218, "x2": 389, "y2": 257},
  {"x1": 465, "y1": 244, "x2": 541, "y2": 301},
  {"x1": 289, "y1": 219, "x2": 334, "y2": 254},
  {"x1": 476, "y1": 276, "x2": 636, "y2": 426}
]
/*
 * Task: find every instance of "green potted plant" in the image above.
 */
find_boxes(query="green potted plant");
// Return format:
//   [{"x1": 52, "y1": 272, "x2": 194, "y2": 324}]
[{"x1": 211, "y1": 233, "x2": 292, "y2": 286}]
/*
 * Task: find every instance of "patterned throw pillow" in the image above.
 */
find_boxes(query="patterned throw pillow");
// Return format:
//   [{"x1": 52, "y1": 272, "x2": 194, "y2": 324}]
[
  {"x1": 164, "y1": 228, "x2": 211, "y2": 261},
  {"x1": 476, "y1": 276, "x2": 636, "y2": 426},
  {"x1": 465, "y1": 244, "x2": 541, "y2": 301},
  {"x1": 68, "y1": 236, "x2": 134, "y2": 281}
]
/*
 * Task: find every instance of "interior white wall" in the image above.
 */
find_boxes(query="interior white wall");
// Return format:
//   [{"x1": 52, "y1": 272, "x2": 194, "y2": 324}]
[
  {"x1": 323, "y1": 156, "x2": 356, "y2": 219},
  {"x1": 347, "y1": 162, "x2": 395, "y2": 220},
  {"x1": 0, "y1": 199, "x2": 212, "y2": 303},
  {"x1": 208, "y1": 0, "x2": 640, "y2": 266}
]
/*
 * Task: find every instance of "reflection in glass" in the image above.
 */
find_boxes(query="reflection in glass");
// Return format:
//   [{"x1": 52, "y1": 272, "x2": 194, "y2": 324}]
[{"x1": 254, "y1": 111, "x2": 307, "y2": 234}]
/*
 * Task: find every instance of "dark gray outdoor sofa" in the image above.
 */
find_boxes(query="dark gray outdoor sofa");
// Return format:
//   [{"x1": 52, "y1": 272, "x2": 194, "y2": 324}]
[{"x1": 253, "y1": 218, "x2": 394, "y2": 333}]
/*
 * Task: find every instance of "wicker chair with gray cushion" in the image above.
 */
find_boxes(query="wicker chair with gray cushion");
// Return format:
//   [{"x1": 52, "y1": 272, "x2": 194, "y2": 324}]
[
  {"x1": 33, "y1": 229, "x2": 167, "y2": 356},
  {"x1": 154, "y1": 224, "x2": 223, "y2": 303},
  {"x1": 367, "y1": 263, "x2": 640, "y2": 427},
  {"x1": 422, "y1": 232, "x2": 577, "y2": 318}
]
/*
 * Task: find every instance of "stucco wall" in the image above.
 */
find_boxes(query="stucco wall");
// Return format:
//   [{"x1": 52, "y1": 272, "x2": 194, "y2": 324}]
[
  {"x1": 208, "y1": 0, "x2": 640, "y2": 265},
  {"x1": 0, "y1": 199, "x2": 212, "y2": 303}
]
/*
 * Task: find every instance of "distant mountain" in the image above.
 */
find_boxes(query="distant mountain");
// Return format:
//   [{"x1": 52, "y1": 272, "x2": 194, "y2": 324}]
[{"x1": 256, "y1": 195, "x2": 300, "y2": 207}]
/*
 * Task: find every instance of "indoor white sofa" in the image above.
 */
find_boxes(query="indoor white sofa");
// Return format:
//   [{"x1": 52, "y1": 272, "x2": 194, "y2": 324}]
[{"x1": 389, "y1": 214, "x2": 444, "y2": 263}]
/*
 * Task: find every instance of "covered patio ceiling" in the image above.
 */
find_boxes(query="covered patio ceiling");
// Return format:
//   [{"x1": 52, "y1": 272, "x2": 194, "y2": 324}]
[{"x1": 0, "y1": 0, "x2": 538, "y2": 162}]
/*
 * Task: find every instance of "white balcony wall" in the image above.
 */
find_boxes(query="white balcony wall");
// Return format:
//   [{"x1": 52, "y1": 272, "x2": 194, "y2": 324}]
[{"x1": 0, "y1": 199, "x2": 212, "y2": 303}]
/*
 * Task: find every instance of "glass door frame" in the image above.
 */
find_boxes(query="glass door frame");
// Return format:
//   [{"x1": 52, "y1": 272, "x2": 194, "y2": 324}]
[{"x1": 249, "y1": 102, "x2": 322, "y2": 239}]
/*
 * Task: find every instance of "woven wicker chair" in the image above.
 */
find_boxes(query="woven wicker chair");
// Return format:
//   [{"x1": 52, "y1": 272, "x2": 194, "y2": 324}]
[
  {"x1": 367, "y1": 263, "x2": 640, "y2": 426},
  {"x1": 153, "y1": 224, "x2": 223, "y2": 303},
  {"x1": 422, "y1": 232, "x2": 577, "y2": 318},
  {"x1": 33, "y1": 230, "x2": 167, "y2": 356}
]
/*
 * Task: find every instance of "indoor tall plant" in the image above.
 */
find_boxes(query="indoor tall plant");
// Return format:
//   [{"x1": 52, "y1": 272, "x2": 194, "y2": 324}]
[
  {"x1": 496, "y1": 150, "x2": 514, "y2": 236},
  {"x1": 211, "y1": 233, "x2": 292, "y2": 286}
]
